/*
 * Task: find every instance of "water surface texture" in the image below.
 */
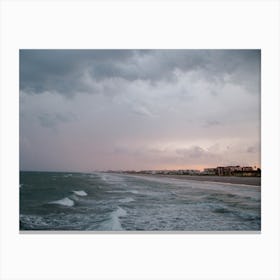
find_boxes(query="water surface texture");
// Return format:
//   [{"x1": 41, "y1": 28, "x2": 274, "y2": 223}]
[{"x1": 20, "y1": 172, "x2": 261, "y2": 231}]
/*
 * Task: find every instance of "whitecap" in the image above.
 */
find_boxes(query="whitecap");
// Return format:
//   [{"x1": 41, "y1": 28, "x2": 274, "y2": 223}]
[
  {"x1": 99, "y1": 207, "x2": 127, "y2": 230},
  {"x1": 119, "y1": 197, "x2": 135, "y2": 203},
  {"x1": 110, "y1": 207, "x2": 127, "y2": 230},
  {"x1": 106, "y1": 190, "x2": 139, "y2": 194},
  {"x1": 72, "y1": 190, "x2": 88, "y2": 196},
  {"x1": 48, "y1": 197, "x2": 74, "y2": 207},
  {"x1": 99, "y1": 173, "x2": 125, "y2": 184},
  {"x1": 130, "y1": 190, "x2": 139, "y2": 194},
  {"x1": 106, "y1": 190, "x2": 126, "y2": 193}
]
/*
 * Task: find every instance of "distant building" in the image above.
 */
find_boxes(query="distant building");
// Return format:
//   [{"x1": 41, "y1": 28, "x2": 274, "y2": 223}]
[
  {"x1": 203, "y1": 168, "x2": 217, "y2": 175},
  {"x1": 217, "y1": 166, "x2": 226, "y2": 176},
  {"x1": 216, "y1": 166, "x2": 240, "y2": 176},
  {"x1": 120, "y1": 165, "x2": 260, "y2": 177},
  {"x1": 216, "y1": 165, "x2": 260, "y2": 176},
  {"x1": 242, "y1": 166, "x2": 253, "y2": 171}
]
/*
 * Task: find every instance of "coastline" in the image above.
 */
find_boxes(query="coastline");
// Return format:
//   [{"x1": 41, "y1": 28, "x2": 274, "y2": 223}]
[{"x1": 122, "y1": 174, "x2": 261, "y2": 186}]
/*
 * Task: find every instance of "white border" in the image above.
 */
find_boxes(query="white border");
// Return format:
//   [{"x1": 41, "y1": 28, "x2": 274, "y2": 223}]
[{"x1": 1, "y1": 1, "x2": 280, "y2": 279}]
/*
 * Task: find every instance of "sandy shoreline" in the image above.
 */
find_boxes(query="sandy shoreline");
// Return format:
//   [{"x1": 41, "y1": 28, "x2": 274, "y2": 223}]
[{"x1": 123, "y1": 174, "x2": 261, "y2": 186}]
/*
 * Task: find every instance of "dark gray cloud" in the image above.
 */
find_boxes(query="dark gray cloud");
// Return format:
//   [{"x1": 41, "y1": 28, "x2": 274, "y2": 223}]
[
  {"x1": 20, "y1": 49, "x2": 135, "y2": 94},
  {"x1": 20, "y1": 49, "x2": 260, "y2": 96},
  {"x1": 20, "y1": 50, "x2": 261, "y2": 171},
  {"x1": 38, "y1": 112, "x2": 77, "y2": 128}
]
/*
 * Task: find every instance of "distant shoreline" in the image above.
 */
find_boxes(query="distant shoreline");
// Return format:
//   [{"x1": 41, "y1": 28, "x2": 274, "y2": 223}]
[{"x1": 123, "y1": 174, "x2": 261, "y2": 186}]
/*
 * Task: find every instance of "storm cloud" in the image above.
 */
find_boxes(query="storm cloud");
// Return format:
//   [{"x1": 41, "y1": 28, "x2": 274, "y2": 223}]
[
  {"x1": 20, "y1": 50, "x2": 261, "y2": 172},
  {"x1": 20, "y1": 50, "x2": 260, "y2": 94}
]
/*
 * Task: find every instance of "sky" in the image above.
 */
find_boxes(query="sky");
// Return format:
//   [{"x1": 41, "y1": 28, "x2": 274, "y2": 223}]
[{"x1": 20, "y1": 50, "x2": 261, "y2": 172}]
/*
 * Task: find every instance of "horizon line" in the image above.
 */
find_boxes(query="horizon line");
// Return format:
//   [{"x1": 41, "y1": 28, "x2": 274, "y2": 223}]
[{"x1": 19, "y1": 164, "x2": 261, "y2": 173}]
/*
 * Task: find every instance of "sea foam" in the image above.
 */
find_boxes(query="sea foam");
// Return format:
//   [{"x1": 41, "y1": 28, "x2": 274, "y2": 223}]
[
  {"x1": 110, "y1": 207, "x2": 127, "y2": 230},
  {"x1": 119, "y1": 197, "x2": 135, "y2": 203},
  {"x1": 48, "y1": 197, "x2": 74, "y2": 207},
  {"x1": 99, "y1": 207, "x2": 127, "y2": 230},
  {"x1": 107, "y1": 190, "x2": 139, "y2": 194},
  {"x1": 73, "y1": 190, "x2": 88, "y2": 196}
]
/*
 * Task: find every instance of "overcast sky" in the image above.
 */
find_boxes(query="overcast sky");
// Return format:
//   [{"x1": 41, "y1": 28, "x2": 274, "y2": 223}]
[{"x1": 20, "y1": 50, "x2": 260, "y2": 172}]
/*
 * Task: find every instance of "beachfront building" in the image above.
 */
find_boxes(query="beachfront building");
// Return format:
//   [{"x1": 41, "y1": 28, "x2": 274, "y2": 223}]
[
  {"x1": 216, "y1": 165, "x2": 260, "y2": 176},
  {"x1": 242, "y1": 166, "x2": 253, "y2": 171},
  {"x1": 203, "y1": 168, "x2": 217, "y2": 175},
  {"x1": 120, "y1": 165, "x2": 260, "y2": 177},
  {"x1": 217, "y1": 166, "x2": 240, "y2": 176}
]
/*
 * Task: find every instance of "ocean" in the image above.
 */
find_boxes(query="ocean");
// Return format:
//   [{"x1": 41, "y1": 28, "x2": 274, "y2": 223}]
[{"x1": 20, "y1": 171, "x2": 261, "y2": 231}]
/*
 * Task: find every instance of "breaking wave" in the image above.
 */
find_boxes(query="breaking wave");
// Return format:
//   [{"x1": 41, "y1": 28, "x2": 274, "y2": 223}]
[
  {"x1": 119, "y1": 197, "x2": 135, "y2": 203},
  {"x1": 48, "y1": 197, "x2": 74, "y2": 207},
  {"x1": 107, "y1": 190, "x2": 139, "y2": 194},
  {"x1": 72, "y1": 190, "x2": 87, "y2": 196},
  {"x1": 99, "y1": 207, "x2": 127, "y2": 230}
]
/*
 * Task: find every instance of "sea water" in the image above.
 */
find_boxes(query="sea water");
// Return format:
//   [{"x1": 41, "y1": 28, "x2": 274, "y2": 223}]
[{"x1": 20, "y1": 171, "x2": 261, "y2": 231}]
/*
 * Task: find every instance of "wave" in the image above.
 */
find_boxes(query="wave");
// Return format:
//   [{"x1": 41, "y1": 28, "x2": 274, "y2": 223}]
[
  {"x1": 119, "y1": 197, "x2": 135, "y2": 203},
  {"x1": 99, "y1": 173, "x2": 125, "y2": 184},
  {"x1": 72, "y1": 190, "x2": 87, "y2": 196},
  {"x1": 107, "y1": 190, "x2": 126, "y2": 193},
  {"x1": 99, "y1": 207, "x2": 127, "y2": 230},
  {"x1": 130, "y1": 190, "x2": 139, "y2": 194},
  {"x1": 110, "y1": 207, "x2": 127, "y2": 230},
  {"x1": 106, "y1": 189, "x2": 159, "y2": 196},
  {"x1": 213, "y1": 207, "x2": 231, "y2": 214},
  {"x1": 48, "y1": 197, "x2": 74, "y2": 207},
  {"x1": 20, "y1": 214, "x2": 49, "y2": 229},
  {"x1": 107, "y1": 190, "x2": 139, "y2": 194}
]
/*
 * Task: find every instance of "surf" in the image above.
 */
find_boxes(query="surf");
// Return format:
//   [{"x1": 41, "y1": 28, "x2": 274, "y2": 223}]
[
  {"x1": 99, "y1": 207, "x2": 127, "y2": 230},
  {"x1": 48, "y1": 197, "x2": 75, "y2": 207},
  {"x1": 119, "y1": 197, "x2": 135, "y2": 203},
  {"x1": 72, "y1": 190, "x2": 88, "y2": 196}
]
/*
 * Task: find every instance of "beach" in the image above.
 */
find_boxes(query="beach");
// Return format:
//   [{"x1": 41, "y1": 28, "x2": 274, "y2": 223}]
[{"x1": 129, "y1": 174, "x2": 261, "y2": 186}]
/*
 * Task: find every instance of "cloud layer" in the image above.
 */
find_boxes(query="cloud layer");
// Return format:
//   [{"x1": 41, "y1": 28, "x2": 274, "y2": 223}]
[{"x1": 20, "y1": 50, "x2": 261, "y2": 171}]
